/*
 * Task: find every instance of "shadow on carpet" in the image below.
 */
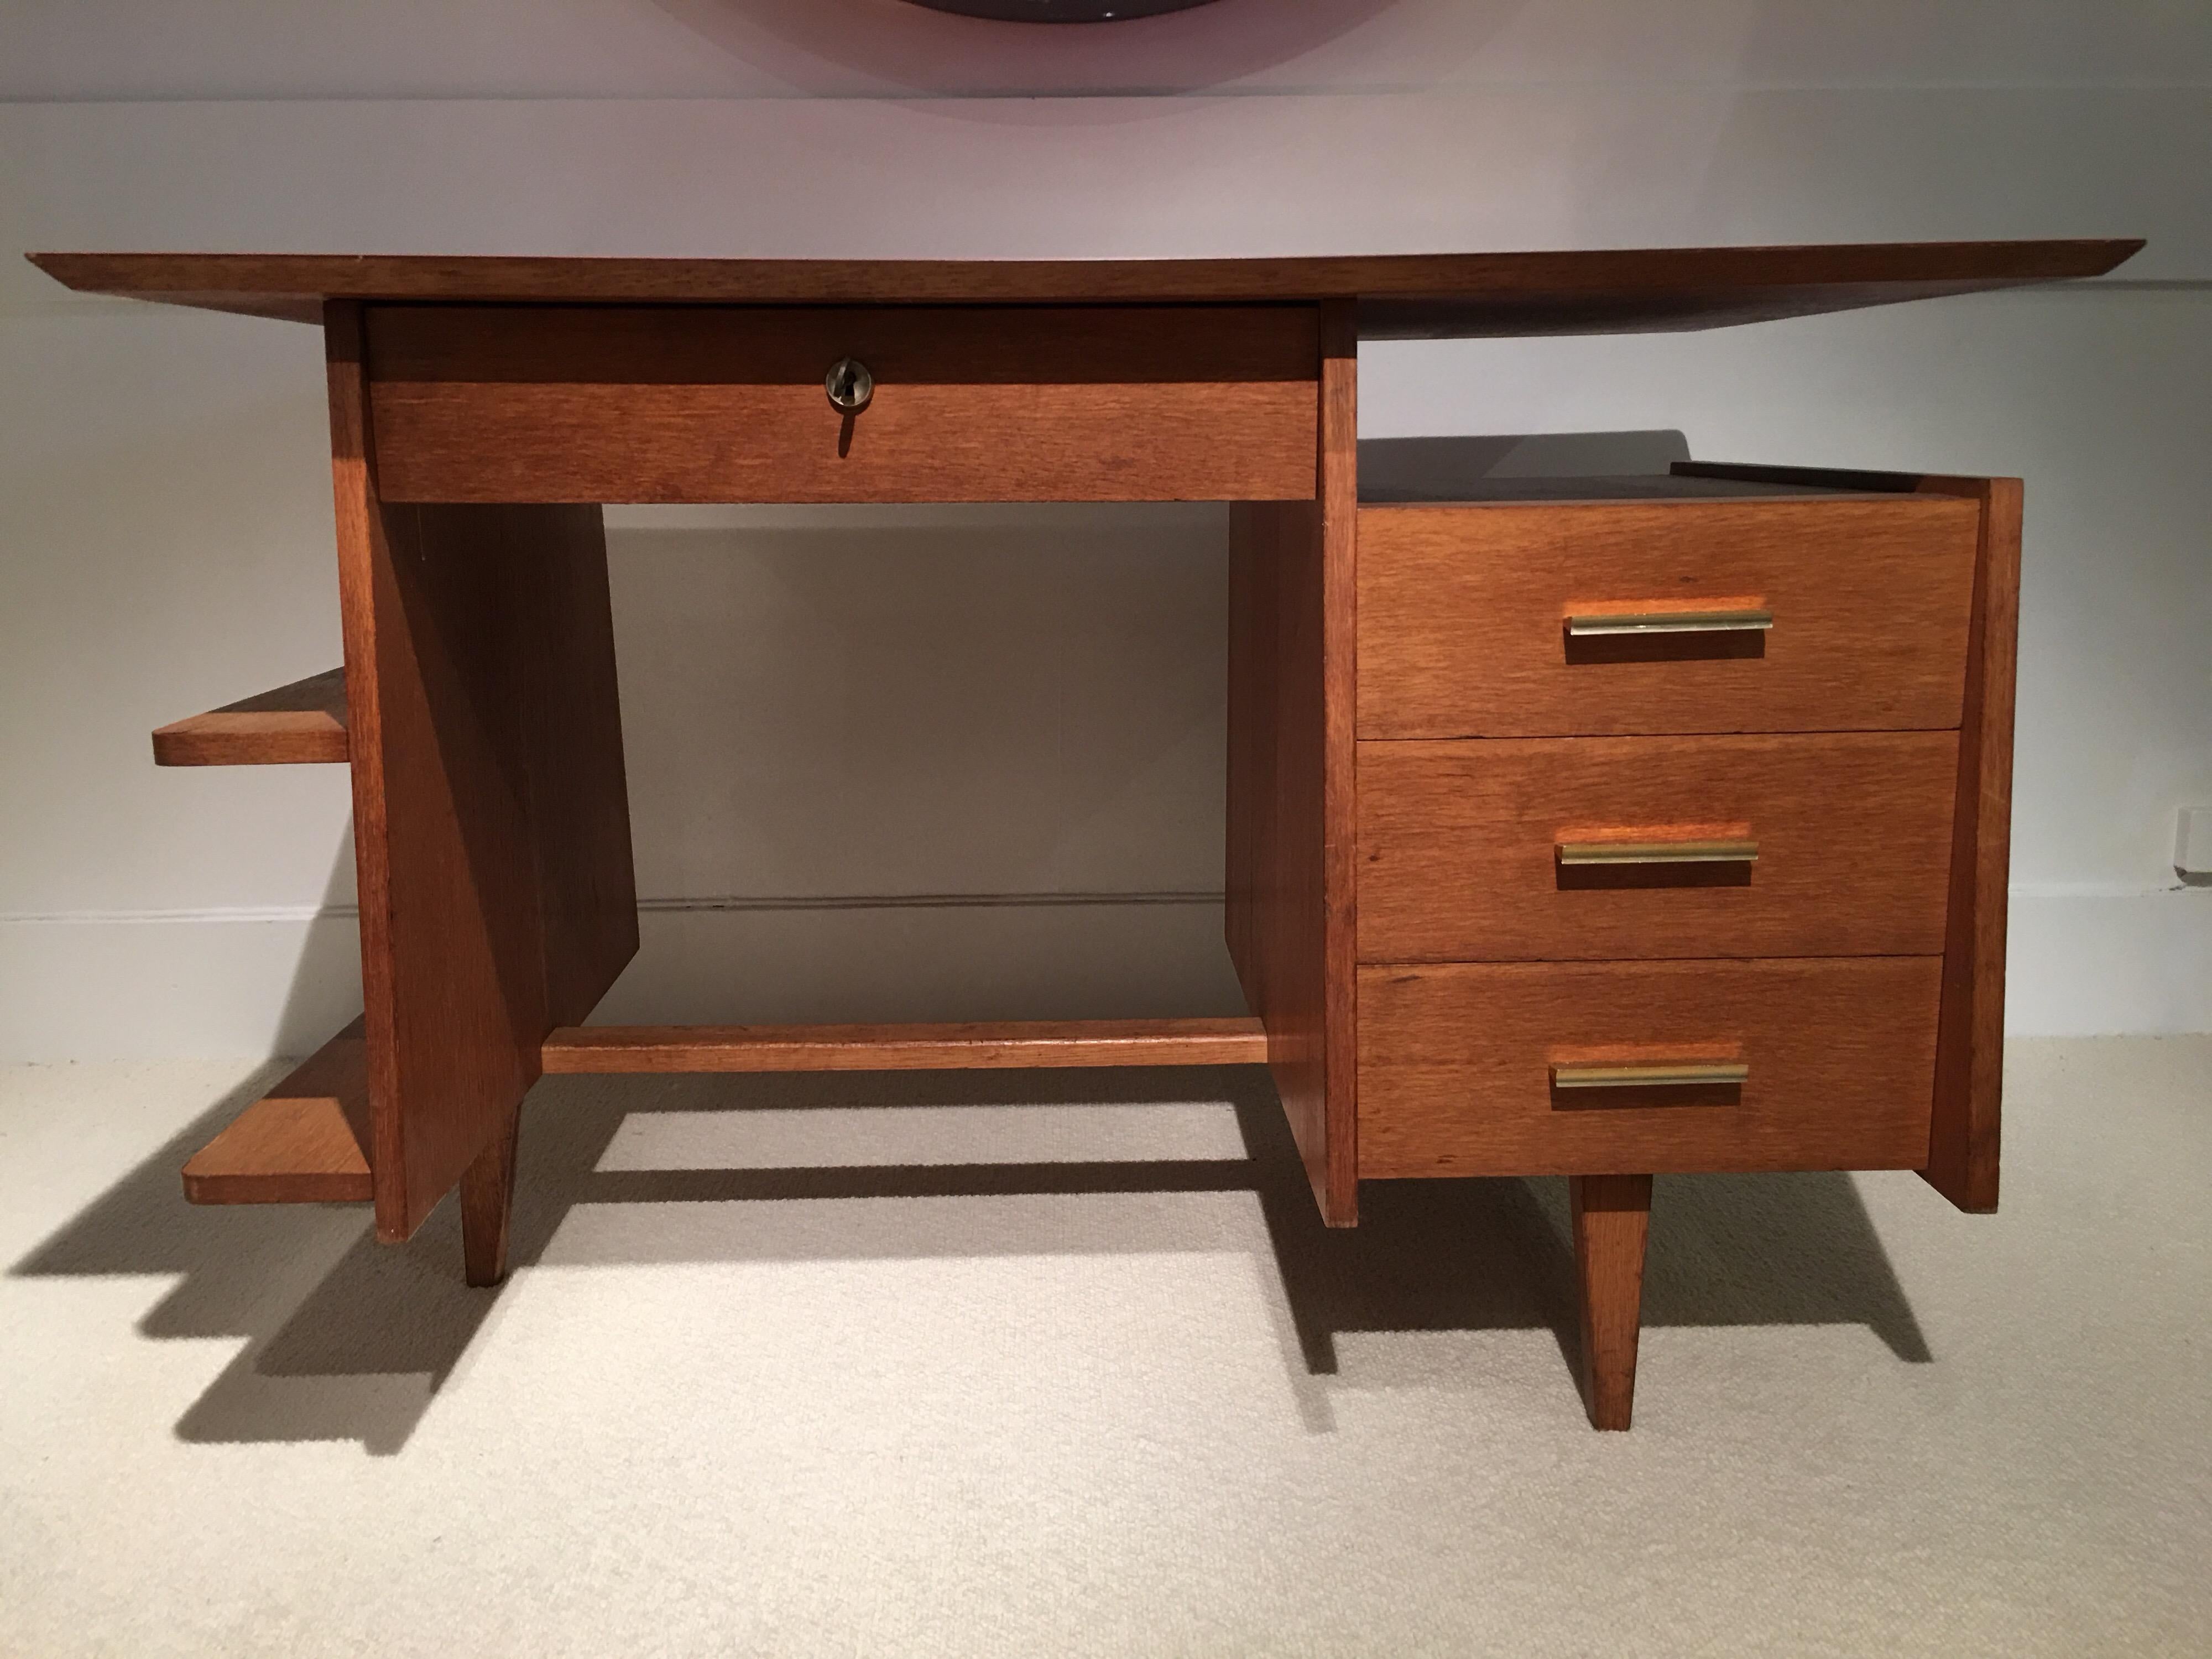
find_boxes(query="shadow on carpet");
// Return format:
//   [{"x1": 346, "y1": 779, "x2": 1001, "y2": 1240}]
[{"x1": 11, "y1": 1065, "x2": 1929, "y2": 1454}]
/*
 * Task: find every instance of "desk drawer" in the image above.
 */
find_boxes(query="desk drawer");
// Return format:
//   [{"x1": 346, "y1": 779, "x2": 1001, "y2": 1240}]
[
  {"x1": 365, "y1": 304, "x2": 1320, "y2": 504},
  {"x1": 1355, "y1": 496, "x2": 1980, "y2": 737},
  {"x1": 1357, "y1": 958, "x2": 1941, "y2": 1177},
  {"x1": 1357, "y1": 731, "x2": 1959, "y2": 962}
]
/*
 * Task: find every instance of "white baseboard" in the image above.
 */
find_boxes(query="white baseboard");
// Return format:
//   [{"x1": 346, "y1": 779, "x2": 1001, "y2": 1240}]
[
  {"x1": 0, "y1": 897, "x2": 1249, "y2": 1064},
  {"x1": 0, "y1": 910, "x2": 367, "y2": 1063},
  {"x1": 4, "y1": 888, "x2": 2203, "y2": 1063}
]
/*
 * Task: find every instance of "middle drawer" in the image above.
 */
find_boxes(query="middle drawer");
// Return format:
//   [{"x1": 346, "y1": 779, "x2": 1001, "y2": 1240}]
[{"x1": 1358, "y1": 731, "x2": 1959, "y2": 962}]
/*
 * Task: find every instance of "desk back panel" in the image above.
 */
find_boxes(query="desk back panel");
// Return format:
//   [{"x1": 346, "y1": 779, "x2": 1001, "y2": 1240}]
[{"x1": 364, "y1": 304, "x2": 1321, "y2": 504}]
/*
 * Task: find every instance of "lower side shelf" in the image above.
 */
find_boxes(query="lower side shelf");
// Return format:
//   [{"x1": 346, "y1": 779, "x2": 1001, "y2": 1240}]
[{"x1": 180, "y1": 1018, "x2": 372, "y2": 1204}]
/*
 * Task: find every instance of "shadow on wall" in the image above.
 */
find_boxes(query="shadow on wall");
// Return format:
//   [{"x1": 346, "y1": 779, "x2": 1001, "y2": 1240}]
[{"x1": 11, "y1": 1063, "x2": 1927, "y2": 1455}]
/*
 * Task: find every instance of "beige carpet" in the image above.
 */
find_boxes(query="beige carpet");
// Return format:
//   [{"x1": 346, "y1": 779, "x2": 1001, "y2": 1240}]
[{"x1": 3, "y1": 1039, "x2": 2206, "y2": 1657}]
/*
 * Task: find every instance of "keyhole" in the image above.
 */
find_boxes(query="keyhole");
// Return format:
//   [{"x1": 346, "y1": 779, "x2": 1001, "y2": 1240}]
[{"x1": 825, "y1": 357, "x2": 874, "y2": 415}]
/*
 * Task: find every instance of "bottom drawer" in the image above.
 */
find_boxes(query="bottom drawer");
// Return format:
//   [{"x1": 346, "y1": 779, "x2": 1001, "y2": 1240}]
[{"x1": 1358, "y1": 957, "x2": 1940, "y2": 1177}]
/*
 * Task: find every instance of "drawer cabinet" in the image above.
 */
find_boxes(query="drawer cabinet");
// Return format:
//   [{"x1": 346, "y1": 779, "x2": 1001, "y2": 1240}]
[
  {"x1": 1357, "y1": 730, "x2": 1960, "y2": 962},
  {"x1": 1240, "y1": 453, "x2": 2020, "y2": 1429},
  {"x1": 1355, "y1": 494, "x2": 1980, "y2": 738}
]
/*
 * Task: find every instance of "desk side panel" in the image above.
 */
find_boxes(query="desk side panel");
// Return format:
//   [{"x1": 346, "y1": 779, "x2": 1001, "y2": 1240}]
[
  {"x1": 328, "y1": 303, "x2": 637, "y2": 1241},
  {"x1": 1923, "y1": 476, "x2": 2018, "y2": 1212},
  {"x1": 1667, "y1": 461, "x2": 2018, "y2": 1211},
  {"x1": 1226, "y1": 301, "x2": 1358, "y2": 1224}
]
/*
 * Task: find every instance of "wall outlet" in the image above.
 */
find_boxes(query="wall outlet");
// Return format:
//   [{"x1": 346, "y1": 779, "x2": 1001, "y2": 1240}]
[{"x1": 2180, "y1": 807, "x2": 2212, "y2": 886}]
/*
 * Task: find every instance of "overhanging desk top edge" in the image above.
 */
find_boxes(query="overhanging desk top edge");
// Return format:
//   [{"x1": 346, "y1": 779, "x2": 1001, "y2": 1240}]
[{"x1": 24, "y1": 239, "x2": 2144, "y2": 335}]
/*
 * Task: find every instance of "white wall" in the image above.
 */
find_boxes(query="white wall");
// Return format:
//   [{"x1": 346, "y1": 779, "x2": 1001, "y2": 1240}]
[{"x1": 2, "y1": 1, "x2": 2207, "y2": 1058}]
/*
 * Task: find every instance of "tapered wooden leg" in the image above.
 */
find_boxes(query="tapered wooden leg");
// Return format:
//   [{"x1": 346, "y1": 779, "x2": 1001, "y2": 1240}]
[
  {"x1": 1571, "y1": 1172, "x2": 1653, "y2": 1431},
  {"x1": 459, "y1": 1103, "x2": 522, "y2": 1287}
]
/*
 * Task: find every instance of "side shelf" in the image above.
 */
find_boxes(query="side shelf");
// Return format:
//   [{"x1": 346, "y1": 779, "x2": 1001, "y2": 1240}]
[
  {"x1": 152, "y1": 667, "x2": 350, "y2": 765},
  {"x1": 181, "y1": 1019, "x2": 373, "y2": 1204}
]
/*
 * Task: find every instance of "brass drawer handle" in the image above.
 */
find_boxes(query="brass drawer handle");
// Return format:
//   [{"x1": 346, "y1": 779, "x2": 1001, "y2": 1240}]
[
  {"x1": 1552, "y1": 1060, "x2": 1750, "y2": 1089},
  {"x1": 1564, "y1": 605, "x2": 1772, "y2": 638},
  {"x1": 1557, "y1": 838, "x2": 1759, "y2": 867}
]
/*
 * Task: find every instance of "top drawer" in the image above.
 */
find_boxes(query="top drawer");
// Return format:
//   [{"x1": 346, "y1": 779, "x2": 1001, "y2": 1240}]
[
  {"x1": 364, "y1": 304, "x2": 1319, "y2": 505},
  {"x1": 1355, "y1": 495, "x2": 1980, "y2": 737}
]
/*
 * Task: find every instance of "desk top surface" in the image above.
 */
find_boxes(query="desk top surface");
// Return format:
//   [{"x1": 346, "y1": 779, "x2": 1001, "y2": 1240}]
[{"x1": 29, "y1": 239, "x2": 2140, "y2": 337}]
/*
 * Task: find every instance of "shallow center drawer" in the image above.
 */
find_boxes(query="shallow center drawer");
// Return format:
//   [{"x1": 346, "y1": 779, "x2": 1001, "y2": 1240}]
[
  {"x1": 1357, "y1": 957, "x2": 1942, "y2": 1177},
  {"x1": 364, "y1": 303, "x2": 1320, "y2": 504},
  {"x1": 1358, "y1": 731, "x2": 1960, "y2": 962},
  {"x1": 1356, "y1": 494, "x2": 1980, "y2": 737}
]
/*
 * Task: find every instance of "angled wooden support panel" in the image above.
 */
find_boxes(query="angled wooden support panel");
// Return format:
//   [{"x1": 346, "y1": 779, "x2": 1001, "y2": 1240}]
[
  {"x1": 327, "y1": 300, "x2": 639, "y2": 1246},
  {"x1": 1673, "y1": 461, "x2": 2018, "y2": 1211},
  {"x1": 1226, "y1": 300, "x2": 1359, "y2": 1226}
]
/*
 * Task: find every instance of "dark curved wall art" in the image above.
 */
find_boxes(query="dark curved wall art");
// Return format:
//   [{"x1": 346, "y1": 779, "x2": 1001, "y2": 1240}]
[{"x1": 906, "y1": 0, "x2": 1223, "y2": 19}]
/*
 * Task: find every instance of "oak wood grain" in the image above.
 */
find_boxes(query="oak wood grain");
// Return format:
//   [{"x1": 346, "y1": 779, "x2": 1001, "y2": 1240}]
[
  {"x1": 1223, "y1": 301, "x2": 1359, "y2": 1224},
  {"x1": 1355, "y1": 495, "x2": 1980, "y2": 737},
  {"x1": 1676, "y1": 464, "x2": 2020, "y2": 1212},
  {"x1": 151, "y1": 667, "x2": 349, "y2": 765},
  {"x1": 180, "y1": 1019, "x2": 373, "y2": 1204},
  {"x1": 1357, "y1": 957, "x2": 1943, "y2": 1177},
  {"x1": 328, "y1": 303, "x2": 638, "y2": 1243},
  {"x1": 541, "y1": 1018, "x2": 1269, "y2": 1073},
  {"x1": 28, "y1": 239, "x2": 2142, "y2": 333},
  {"x1": 1357, "y1": 731, "x2": 1960, "y2": 962},
  {"x1": 365, "y1": 304, "x2": 1318, "y2": 504},
  {"x1": 1571, "y1": 1172, "x2": 1651, "y2": 1431}
]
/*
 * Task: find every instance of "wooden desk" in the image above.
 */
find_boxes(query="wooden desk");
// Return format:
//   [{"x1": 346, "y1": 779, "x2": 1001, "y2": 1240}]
[{"x1": 33, "y1": 238, "x2": 2140, "y2": 1427}]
